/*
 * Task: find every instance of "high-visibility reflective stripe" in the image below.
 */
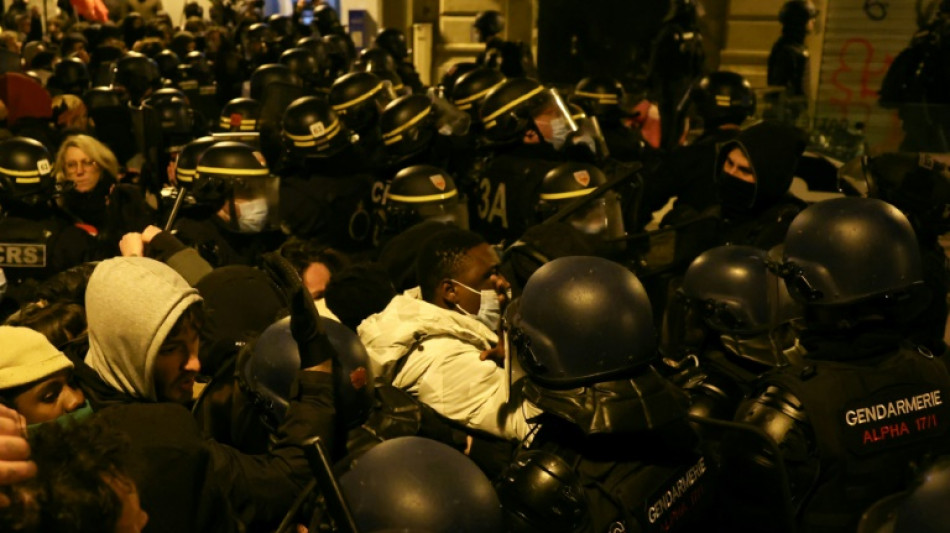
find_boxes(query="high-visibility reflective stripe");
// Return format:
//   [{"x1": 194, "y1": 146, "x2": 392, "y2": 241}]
[
  {"x1": 382, "y1": 107, "x2": 431, "y2": 140},
  {"x1": 481, "y1": 85, "x2": 545, "y2": 123},
  {"x1": 453, "y1": 79, "x2": 506, "y2": 106},
  {"x1": 539, "y1": 188, "x2": 595, "y2": 201},
  {"x1": 387, "y1": 189, "x2": 458, "y2": 203},
  {"x1": 331, "y1": 82, "x2": 386, "y2": 111},
  {"x1": 573, "y1": 90, "x2": 619, "y2": 104},
  {"x1": 0, "y1": 166, "x2": 41, "y2": 178},
  {"x1": 196, "y1": 166, "x2": 270, "y2": 176}
]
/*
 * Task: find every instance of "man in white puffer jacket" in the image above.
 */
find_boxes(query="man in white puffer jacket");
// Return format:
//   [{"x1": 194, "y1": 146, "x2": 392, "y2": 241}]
[{"x1": 358, "y1": 229, "x2": 541, "y2": 441}]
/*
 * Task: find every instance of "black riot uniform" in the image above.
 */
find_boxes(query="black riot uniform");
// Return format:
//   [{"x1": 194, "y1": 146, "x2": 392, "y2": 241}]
[
  {"x1": 571, "y1": 76, "x2": 645, "y2": 162},
  {"x1": 878, "y1": 5, "x2": 950, "y2": 152},
  {"x1": 646, "y1": 0, "x2": 706, "y2": 150},
  {"x1": 667, "y1": 245, "x2": 802, "y2": 425},
  {"x1": 473, "y1": 10, "x2": 536, "y2": 79},
  {"x1": 378, "y1": 92, "x2": 473, "y2": 178},
  {"x1": 767, "y1": 0, "x2": 818, "y2": 124},
  {"x1": 728, "y1": 197, "x2": 950, "y2": 532},
  {"x1": 173, "y1": 141, "x2": 286, "y2": 267},
  {"x1": 469, "y1": 78, "x2": 570, "y2": 244},
  {"x1": 374, "y1": 28, "x2": 424, "y2": 94},
  {"x1": 859, "y1": 152, "x2": 950, "y2": 355},
  {"x1": 0, "y1": 137, "x2": 93, "y2": 311},
  {"x1": 499, "y1": 256, "x2": 716, "y2": 533},
  {"x1": 277, "y1": 96, "x2": 377, "y2": 252}
]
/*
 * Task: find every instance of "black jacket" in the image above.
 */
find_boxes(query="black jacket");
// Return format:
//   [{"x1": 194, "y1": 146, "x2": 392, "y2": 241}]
[{"x1": 76, "y1": 358, "x2": 336, "y2": 532}]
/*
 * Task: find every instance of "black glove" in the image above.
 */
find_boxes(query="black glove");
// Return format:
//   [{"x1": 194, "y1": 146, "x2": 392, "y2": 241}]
[{"x1": 262, "y1": 252, "x2": 335, "y2": 368}]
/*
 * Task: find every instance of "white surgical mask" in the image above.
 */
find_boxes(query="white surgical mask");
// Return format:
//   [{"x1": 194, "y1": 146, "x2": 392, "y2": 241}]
[
  {"x1": 548, "y1": 116, "x2": 571, "y2": 150},
  {"x1": 236, "y1": 198, "x2": 269, "y2": 233},
  {"x1": 451, "y1": 279, "x2": 502, "y2": 330}
]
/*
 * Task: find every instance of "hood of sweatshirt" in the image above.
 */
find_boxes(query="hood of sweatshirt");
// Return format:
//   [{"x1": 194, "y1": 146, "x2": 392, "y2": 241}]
[
  {"x1": 715, "y1": 121, "x2": 807, "y2": 213},
  {"x1": 84, "y1": 257, "x2": 202, "y2": 401}
]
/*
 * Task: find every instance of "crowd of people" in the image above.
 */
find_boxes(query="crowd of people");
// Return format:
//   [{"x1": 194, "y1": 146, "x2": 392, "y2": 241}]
[{"x1": 0, "y1": 0, "x2": 949, "y2": 531}]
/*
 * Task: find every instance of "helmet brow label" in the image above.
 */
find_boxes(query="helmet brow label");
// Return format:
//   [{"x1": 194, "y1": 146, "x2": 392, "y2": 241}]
[
  {"x1": 310, "y1": 121, "x2": 326, "y2": 136},
  {"x1": 37, "y1": 159, "x2": 50, "y2": 174},
  {"x1": 573, "y1": 170, "x2": 590, "y2": 187},
  {"x1": 430, "y1": 174, "x2": 446, "y2": 191}
]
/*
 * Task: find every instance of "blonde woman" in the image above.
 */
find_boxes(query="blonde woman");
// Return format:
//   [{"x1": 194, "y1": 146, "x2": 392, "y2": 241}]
[{"x1": 54, "y1": 135, "x2": 155, "y2": 257}]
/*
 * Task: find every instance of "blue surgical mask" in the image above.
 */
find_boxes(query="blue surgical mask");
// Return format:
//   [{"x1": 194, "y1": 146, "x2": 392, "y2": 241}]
[
  {"x1": 27, "y1": 400, "x2": 95, "y2": 436},
  {"x1": 451, "y1": 279, "x2": 502, "y2": 330},
  {"x1": 237, "y1": 198, "x2": 269, "y2": 233}
]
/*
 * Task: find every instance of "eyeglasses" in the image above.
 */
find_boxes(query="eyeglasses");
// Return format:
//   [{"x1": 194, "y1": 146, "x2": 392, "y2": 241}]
[{"x1": 65, "y1": 159, "x2": 98, "y2": 173}]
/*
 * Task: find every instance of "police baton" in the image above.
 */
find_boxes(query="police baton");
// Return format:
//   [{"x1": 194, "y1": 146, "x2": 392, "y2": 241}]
[
  {"x1": 163, "y1": 186, "x2": 188, "y2": 232},
  {"x1": 304, "y1": 436, "x2": 360, "y2": 533}
]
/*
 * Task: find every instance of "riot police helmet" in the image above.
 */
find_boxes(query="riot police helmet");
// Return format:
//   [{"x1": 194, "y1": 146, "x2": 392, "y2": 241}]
[
  {"x1": 451, "y1": 66, "x2": 506, "y2": 120},
  {"x1": 473, "y1": 10, "x2": 504, "y2": 41},
  {"x1": 338, "y1": 436, "x2": 504, "y2": 533},
  {"x1": 357, "y1": 46, "x2": 396, "y2": 73},
  {"x1": 379, "y1": 94, "x2": 435, "y2": 160},
  {"x1": 194, "y1": 142, "x2": 278, "y2": 233},
  {"x1": 154, "y1": 49, "x2": 180, "y2": 82},
  {"x1": 778, "y1": 197, "x2": 927, "y2": 314},
  {"x1": 537, "y1": 162, "x2": 624, "y2": 240},
  {"x1": 439, "y1": 61, "x2": 478, "y2": 95},
  {"x1": 692, "y1": 70, "x2": 756, "y2": 128},
  {"x1": 235, "y1": 315, "x2": 372, "y2": 435},
  {"x1": 218, "y1": 97, "x2": 261, "y2": 132},
  {"x1": 169, "y1": 31, "x2": 196, "y2": 59},
  {"x1": 375, "y1": 27, "x2": 409, "y2": 60},
  {"x1": 779, "y1": 0, "x2": 818, "y2": 28},
  {"x1": 243, "y1": 22, "x2": 270, "y2": 45},
  {"x1": 313, "y1": 4, "x2": 343, "y2": 36},
  {"x1": 507, "y1": 256, "x2": 656, "y2": 388},
  {"x1": 480, "y1": 78, "x2": 570, "y2": 146},
  {"x1": 495, "y1": 450, "x2": 589, "y2": 533},
  {"x1": 146, "y1": 86, "x2": 187, "y2": 106},
  {"x1": 282, "y1": 96, "x2": 351, "y2": 158},
  {"x1": 83, "y1": 85, "x2": 123, "y2": 110},
  {"x1": 571, "y1": 76, "x2": 625, "y2": 122},
  {"x1": 111, "y1": 52, "x2": 161, "y2": 105},
  {"x1": 322, "y1": 33, "x2": 355, "y2": 77},
  {"x1": 175, "y1": 136, "x2": 217, "y2": 188},
  {"x1": 0, "y1": 137, "x2": 55, "y2": 210},
  {"x1": 249, "y1": 63, "x2": 302, "y2": 101},
  {"x1": 295, "y1": 35, "x2": 330, "y2": 72},
  {"x1": 50, "y1": 57, "x2": 90, "y2": 96},
  {"x1": 266, "y1": 14, "x2": 297, "y2": 47},
  {"x1": 384, "y1": 165, "x2": 469, "y2": 234},
  {"x1": 328, "y1": 71, "x2": 395, "y2": 133},
  {"x1": 147, "y1": 96, "x2": 195, "y2": 151},
  {"x1": 279, "y1": 47, "x2": 320, "y2": 87},
  {"x1": 681, "y1": 245, "x2": 798, "y2": 336}
]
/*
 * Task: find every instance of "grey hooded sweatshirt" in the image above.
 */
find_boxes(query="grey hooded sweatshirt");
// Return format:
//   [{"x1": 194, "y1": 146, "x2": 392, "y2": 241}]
[{"x1": 79, "y1": 257, "x2": 336, "y2": 532}]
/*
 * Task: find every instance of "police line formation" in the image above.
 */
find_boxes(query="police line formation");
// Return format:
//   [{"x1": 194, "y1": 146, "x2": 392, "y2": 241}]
[{"x1": 0, "y1": 1, "x2": 949, "y2": 532}]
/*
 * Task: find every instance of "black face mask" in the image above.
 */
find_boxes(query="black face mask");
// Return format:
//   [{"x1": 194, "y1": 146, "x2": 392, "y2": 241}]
[{"x1": 719, "y1": 175, "x2": 757, "y2": 212}]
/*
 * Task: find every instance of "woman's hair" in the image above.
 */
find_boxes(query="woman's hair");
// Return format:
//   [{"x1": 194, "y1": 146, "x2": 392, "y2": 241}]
[{"x1": 53, "y1": 134, "x2": 120, "y2": 183}]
